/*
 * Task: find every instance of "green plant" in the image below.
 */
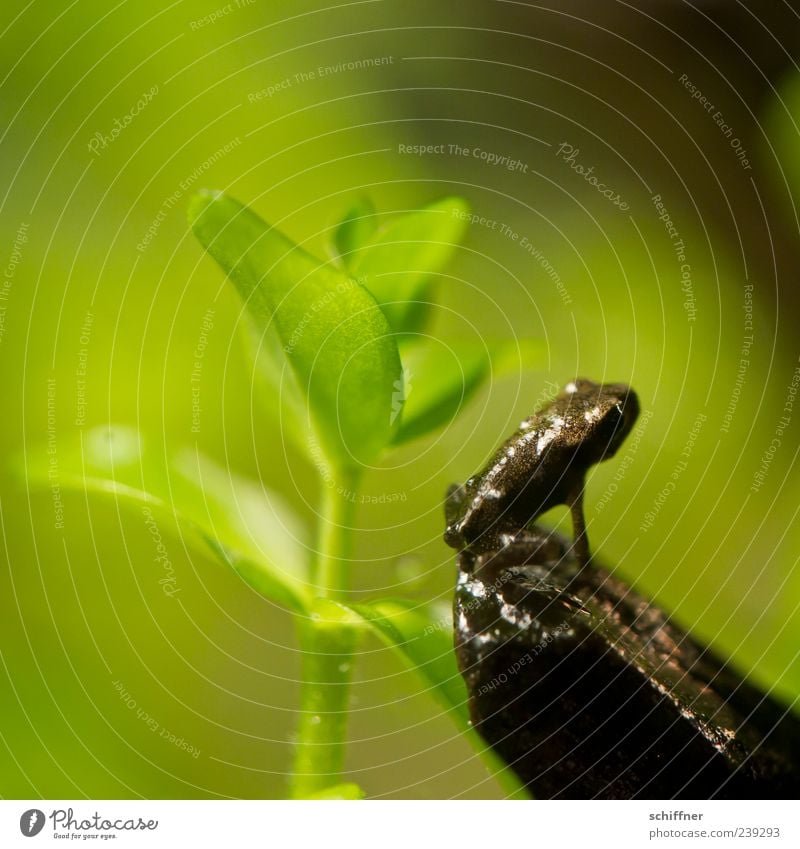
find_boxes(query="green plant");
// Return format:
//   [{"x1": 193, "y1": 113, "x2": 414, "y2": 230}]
[{"x1": 27, "y1": 191, "x2": 540, "y2": 798}]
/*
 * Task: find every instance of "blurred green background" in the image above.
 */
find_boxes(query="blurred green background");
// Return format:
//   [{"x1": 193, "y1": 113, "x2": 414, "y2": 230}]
[{"x1": 2, "y1": 0, "x2": 800, "y2": 798}]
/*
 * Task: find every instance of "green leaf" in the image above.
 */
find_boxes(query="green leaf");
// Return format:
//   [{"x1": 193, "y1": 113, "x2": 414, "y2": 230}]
[
  {"x1": 307, "y1": 782, "x2": 365, "y2": 800},
  {"x1": 238, "y1": 317, "x2": 309, "y2": 459},
  {"x1": 392, "y1": 341, "x2": 491, "y2": 444},
  {"x1": 392, "y1": 337, "x2": 546, "y2": 444},
  {"x1": 22, "y1": 425, "x2": 312, "y2": 613},
  {"x1": 330, "y1": 197, "x2": 377, "y2": 269},
  {"x1": 348, "y1": 197, "x2": 470, "y2": 334},
  {"x1": 189, "y1": 190, "x2": 402, "y2": 473},
  {"x1": 331, "y1": 598, "x2": 530, "y2": 798}
]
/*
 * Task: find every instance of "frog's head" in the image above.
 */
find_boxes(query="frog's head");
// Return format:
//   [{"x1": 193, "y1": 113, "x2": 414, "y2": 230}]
[{"x1": 563, "y1": 378, "x2": 640, "y2": 464}]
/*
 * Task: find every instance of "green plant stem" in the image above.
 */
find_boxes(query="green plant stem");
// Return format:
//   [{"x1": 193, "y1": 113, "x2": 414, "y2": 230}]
[
  {"x1": 289, "y1": 474, "x2": 359, "y2": 798},
  {"x1": 315, "y1": 478, "x2": 356, "y2": 600},
  {"x1": 289, "y1": 615, "x2": 359, "y2": 798}
]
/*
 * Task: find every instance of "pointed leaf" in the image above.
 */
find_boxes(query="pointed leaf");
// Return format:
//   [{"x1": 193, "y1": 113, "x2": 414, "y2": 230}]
[
  {"x1": 189, "y1": 190, "x2": 402, "y2": 472},
  {"x1": 349, "y1": 197, "x2": 470, "y2": 333},
  {"x1": 23, "y1": 425, "x2": 312, "y2": 612},
  {"x1": 393, "y1": 337, "x2": 546, "y2": 444},
  {"x1": 308, "y1": 783, "x2": 365, "y2": 800},
  {"x1": 331, "y1": 197, "x2": 377, "y2": 268},
  {"x1": 239, "y1": 317, "x2": 308, "y2": 457},
  {"x1": 392, "y1": 341, "x2": 491, "y2": 444}
]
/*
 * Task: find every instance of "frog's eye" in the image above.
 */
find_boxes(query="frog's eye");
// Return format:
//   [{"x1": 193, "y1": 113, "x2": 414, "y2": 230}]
[
  {"x1": 604, "y1": 404, "x2": 626, "y2": 434},
  {"x1": 601, "y1": 391, "x2": 639, "y2": 440},
  {"x1": 617, "y1": 390, "x2": 640, "y2": 433},
  {"x1": 581, "y1": 404, "x2": 628, "y2": 461}
]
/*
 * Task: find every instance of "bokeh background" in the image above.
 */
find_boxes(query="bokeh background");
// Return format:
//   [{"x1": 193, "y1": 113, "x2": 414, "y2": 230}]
[{"x1": 2, "y1": 0, "x2": 800, "y2": 798}]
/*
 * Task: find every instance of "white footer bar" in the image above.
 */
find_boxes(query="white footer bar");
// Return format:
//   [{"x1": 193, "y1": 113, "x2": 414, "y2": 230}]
[{"x1": 1, "y1": 799, "x2": 796, "y2": 848}]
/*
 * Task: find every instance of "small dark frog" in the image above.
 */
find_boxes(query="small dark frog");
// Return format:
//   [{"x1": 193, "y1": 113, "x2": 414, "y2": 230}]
[
  {"x1": 444, "y1": 378, "x2": 639, "y2": 568},
  {"x1": 447, "y1": 379, "x2": 800, "y2": 799}
]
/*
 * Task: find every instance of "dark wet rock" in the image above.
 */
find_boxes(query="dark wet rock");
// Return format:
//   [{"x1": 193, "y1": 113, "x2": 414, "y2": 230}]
[{"x1": 454, "y1": 544, "x2": 800, "y2": 799}]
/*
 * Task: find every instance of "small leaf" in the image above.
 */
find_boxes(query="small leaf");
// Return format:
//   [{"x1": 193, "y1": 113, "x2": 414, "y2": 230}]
[
  {"x1": 349, "y1": 197, "x2": 470, "y2": 333},
  {"x1": 173, "y1": 447, "x2": 309, "y2": 607},
  {"x1": 332, "y1": 598, "x2": 530, "y2": 798},
  {"x1": 308, "y1": 783, "x2": 365, "y2": 800},
  {"x1": 331, "y1": 197, "x2": 377, "y2": 268},
  {"x1": 392, "y1": 341, "x2": 491, "y2": 444},
  {"x1": 189, "y1": 190, "x2": 402, "y2": 472},
  {"x1": 22, "y1": 425, "x2": 312, "y2": 613},
  {"x1": 349, "y1": 599, "x2": 468, "y2": 716},
  {"x1": 392, "y1": 337, "x2": 547, "y2": 444}
]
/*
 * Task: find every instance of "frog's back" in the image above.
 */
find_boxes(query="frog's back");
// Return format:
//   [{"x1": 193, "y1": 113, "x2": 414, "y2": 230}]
[
  {"x1": 447, "y1": 378, "x2": 639, "y2": 550},
  {"x1": 456, "y1": 415, "x2": 582, "y2": 544}
]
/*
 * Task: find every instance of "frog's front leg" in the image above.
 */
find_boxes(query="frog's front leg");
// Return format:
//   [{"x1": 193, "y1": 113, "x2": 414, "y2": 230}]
[
  {"x1": 567, "y1": 482, "x2": 590, "y2": 569},
  {"x1": 472, "y1": 527, "x2": 567, "y2": 581},
  {"x1": 445, "y1": 483, "x2": 466, "y2": 525},
  {"x1": 444, "y1": 482, "x2": 469, "y2": 548}
]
